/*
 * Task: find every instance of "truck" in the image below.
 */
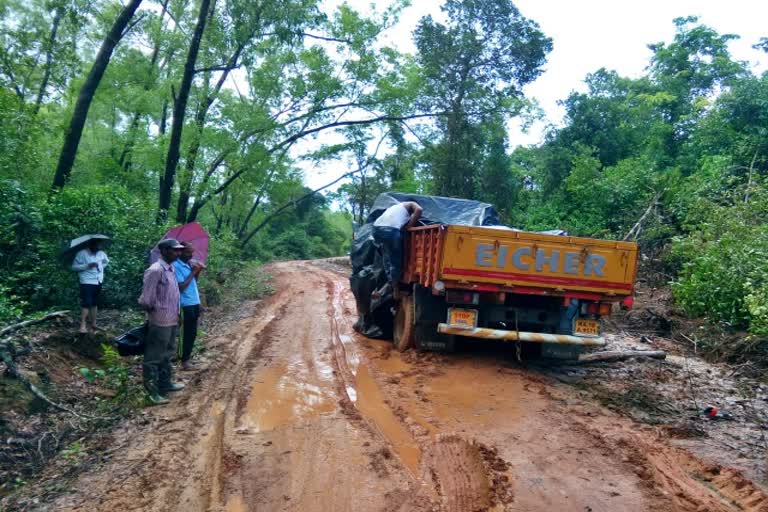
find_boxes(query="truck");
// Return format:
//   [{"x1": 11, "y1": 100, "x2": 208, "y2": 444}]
[{"x1": 351, "y1": 193, "x2": 639, "y2": 360}]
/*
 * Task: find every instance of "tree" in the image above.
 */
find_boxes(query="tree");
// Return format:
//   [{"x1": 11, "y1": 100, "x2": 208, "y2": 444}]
[
  {"x1": 51, "y1": 0, "x2": 143, "y2": 189},
  {"x1": 413, "y1": 0, "x2": 551, "y2": 197},
  {"x1": 647, "y1": 16, "x2": 744, "y2": 161},
  {"x1": 158, "y1": 0, "x2": 214, "y2": 219}
]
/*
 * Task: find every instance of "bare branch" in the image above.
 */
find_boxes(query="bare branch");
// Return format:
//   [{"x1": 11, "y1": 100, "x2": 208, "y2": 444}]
[
  {"x1": 301, "y1": 32, "x2": 354, "y2": 44},
  {"x1": 623, "y1": 192, "x2": 661, "y2": 242},
  {"x1": 121, "y1": 13, "x2": 147, "y2": 38},
  {"x1": 240, "y1": 133, "x2": 388, "y2": 246},
  {"x1": 194, "y1": 64, "x2": 240, "y2": 74},
  {"x1": 0, "y1": 311, "x2": 70, "y2": 338}
]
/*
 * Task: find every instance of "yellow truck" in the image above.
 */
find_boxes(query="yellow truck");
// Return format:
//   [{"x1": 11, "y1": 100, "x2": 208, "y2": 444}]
[{"x1": 394, "y1": 223, "x2": 639, "y2": 358}]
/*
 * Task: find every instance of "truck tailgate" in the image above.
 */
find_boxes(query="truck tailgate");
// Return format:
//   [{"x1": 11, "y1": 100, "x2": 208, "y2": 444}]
[{"x1": 439, "y1": 226, "x2": 638, "y2": 296}]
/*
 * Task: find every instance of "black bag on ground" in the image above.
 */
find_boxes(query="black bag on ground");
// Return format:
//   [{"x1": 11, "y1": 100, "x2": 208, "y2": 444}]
[{"x1": 114, "y1": 324, "x2": 147, "y2": 356}]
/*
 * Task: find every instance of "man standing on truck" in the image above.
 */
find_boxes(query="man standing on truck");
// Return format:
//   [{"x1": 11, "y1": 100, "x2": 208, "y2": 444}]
[{"x1": 372, "y1": 201, "x2": 422, "y2": 286}]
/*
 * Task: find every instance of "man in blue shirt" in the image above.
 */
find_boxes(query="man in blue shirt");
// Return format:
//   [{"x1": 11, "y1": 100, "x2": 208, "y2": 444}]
[{"x1": 174, "y1": 242, "x2": 203, "y2": 370}]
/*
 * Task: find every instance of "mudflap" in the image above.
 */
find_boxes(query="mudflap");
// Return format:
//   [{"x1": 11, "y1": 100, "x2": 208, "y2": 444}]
[
  {"x1": 540, "y1": 343, "x2": 584, "y2": 361},
  {"x1": 413, "y1": 285, "x2": 456, "y2": 352}
]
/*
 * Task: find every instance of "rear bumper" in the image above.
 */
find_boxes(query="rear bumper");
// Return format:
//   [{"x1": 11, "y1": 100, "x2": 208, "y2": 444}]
[{"x1": 437, "y1": 323, "x2": 606, "y2": 346}]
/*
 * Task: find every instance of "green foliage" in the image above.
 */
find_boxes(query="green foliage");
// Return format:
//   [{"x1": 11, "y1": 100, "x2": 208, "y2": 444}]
[
  {"x1": 0, "y1": 284, "x2": 26, "y2": 323},
  {"x1": 60, "y1": 441, "x2": 87, "y2": 461},
  {"x1": 0, "y1": 181, "x2": 163, "y2": 314},
  {"x1": 0, "y1": 0, "x2": 765, "y2": 359},
  {"x1": 79, "y1": 344, "x2": 143, "y2": 410},
  {"x1": 671, "y1": 186, "x2": 768, "y2": 334},
  {"x1": 204, "y1": 261, "x2": 274, "y2": 308},
  {"x1": 745, "y1": 285, "x2": 768, "y2": 337},
  {"x1": 414, "y1": 0, "x2": 551, "y2": 198}
]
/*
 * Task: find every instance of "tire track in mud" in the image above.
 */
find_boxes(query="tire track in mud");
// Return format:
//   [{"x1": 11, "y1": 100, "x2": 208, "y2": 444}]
[
  {"x1": 211, "y1": 262, "x2": 412, "y2": 512},
  {"x1": 156, "y1": 296, "x2": 292, "y2": 512},
  {"x1": 317, "y1": 266, "x2": 513, "y2": 511},
  {"x1": 314, "y1": 262, "x2": 768, "y2": 512},
  {"x1": 565, "y1": 410, "x2": 768, "y2": 512}
]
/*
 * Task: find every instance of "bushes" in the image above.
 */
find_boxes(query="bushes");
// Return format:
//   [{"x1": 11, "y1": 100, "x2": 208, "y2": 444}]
[
  {"x1": 0, "y1": 181, "x2": 163, "y2": 317},
  {"x1": 201, "y1": 261, "x2": 273, "y2": 307},
  {"x1": 671, "y1": 191, "x2": 768, "y2": 336},
  {"x1": 0, "y1": 177, "x2": 352, "y2": 323}
]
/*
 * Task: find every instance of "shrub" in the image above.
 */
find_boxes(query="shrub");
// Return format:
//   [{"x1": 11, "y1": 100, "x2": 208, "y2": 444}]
[
  {"x1": 0, "y1": 181, "x2": 164, "y2": 314},
  {"x1": 671, "y1": 194, "x2": 768, "y2": 335}
]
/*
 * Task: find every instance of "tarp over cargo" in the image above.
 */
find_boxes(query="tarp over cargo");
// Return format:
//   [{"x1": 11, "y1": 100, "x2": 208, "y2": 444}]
[
  {"x1": 368, "y1": 192, "x2": 500, "y2": 228},
  {"x1": 350, "y1": 193, "x2": 500, "y2": 338}
]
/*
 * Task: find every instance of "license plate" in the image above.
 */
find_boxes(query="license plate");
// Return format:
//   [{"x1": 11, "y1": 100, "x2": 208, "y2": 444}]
[
  {"x1": 448, "y1": 308, "x2": 478, "y2": 328},
  {"x1": 574, "y1": 319, "x2": 600, "y2": 337}
]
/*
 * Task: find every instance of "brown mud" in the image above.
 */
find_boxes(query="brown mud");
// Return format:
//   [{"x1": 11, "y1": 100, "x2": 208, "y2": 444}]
[{"x1": 25, "y1": 261, "x2": 768, "y2": 512}]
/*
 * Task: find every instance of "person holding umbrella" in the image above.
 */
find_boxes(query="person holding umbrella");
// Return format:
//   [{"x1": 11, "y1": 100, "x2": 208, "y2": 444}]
[
  {"x1": 138, "y1": 238, "x2": 186, "y2": 406},
  {"x1": 174, "y1": 241, "x2": 204, "y2": 370},
  {"x1": 70, "y1": 236, "x2": 110, "y2": 334}
]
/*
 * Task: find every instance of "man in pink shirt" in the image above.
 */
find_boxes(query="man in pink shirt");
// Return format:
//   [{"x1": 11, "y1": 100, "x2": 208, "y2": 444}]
[{"x1": 139, "y1": 238, "x2": 186, "y2": 405}]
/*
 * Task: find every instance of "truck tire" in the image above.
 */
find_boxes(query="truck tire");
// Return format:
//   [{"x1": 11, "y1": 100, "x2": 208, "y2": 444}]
[
  {"x1": 412, "y1": 285, "x2": 456, "y2": 352},
  {"x1": 393, "y1": 295, "x2": 414, "y2": 352}
]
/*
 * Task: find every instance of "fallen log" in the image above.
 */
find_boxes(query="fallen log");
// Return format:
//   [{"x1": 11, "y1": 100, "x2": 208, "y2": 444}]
[{"x1": 573, "y1": 350, "x2": 667, "y2": 365}]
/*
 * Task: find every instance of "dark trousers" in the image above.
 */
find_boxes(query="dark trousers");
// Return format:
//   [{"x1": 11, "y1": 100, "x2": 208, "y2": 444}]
[
  {"x1": 143, "y1": 324, "x2": 177, "y2": 395},
  {"x1": 373, "y1": 226, "x2": 403, "y2": 283},
  {"x1": 79, "y1": 283, "x2": 102, "y2": 307},
  {"x1": 180, "y1": 304, "x2": 200, "y2": 362}
]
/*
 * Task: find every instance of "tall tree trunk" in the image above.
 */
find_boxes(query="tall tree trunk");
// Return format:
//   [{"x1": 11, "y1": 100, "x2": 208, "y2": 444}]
[
  {"x1": 51, "y1": 0, "x2": 144, "y2": 190},
  {"x1": 176, "y1": 42, "x2": 246, "y2": 223},
  {"x1": 159, "y1": 99, "x2": 169, "y2": 135},
  {"x1": 33, "y1": 6, "x2": 63, "y2": 114},
  {"x1": 158, "y1": 0, "x2": 214, "y2": 221},
  {"x1": 175, "y1": 75, "x2": 211, "y2": 224},
  {"x1": 118, "y1": 111, "x2": 142, "y2": 171}
]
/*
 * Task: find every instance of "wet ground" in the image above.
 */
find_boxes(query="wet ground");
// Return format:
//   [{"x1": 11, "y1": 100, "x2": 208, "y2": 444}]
[{"x1": 42, "y1": 261, "x2": 768, "y2": 512}]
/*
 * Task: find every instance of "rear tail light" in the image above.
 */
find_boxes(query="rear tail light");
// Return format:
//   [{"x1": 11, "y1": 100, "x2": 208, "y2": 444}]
[
  {"x1": 585, "y1": 302, "x2": 613, "y2": 316},
  {"x1": 622, "y1": 296, "x2": 634, "y2": 309},
  {"x1": 446, "y1": 290, "x2": 479, "y2": 305}
]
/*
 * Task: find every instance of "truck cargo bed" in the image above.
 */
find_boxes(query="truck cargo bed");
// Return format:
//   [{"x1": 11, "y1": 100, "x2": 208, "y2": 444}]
[{"x1": 403, "y1": 225, "x2": 638, "y2": 298}]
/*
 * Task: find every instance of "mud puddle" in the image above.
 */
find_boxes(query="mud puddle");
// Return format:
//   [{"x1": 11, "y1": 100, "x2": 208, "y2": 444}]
[{"x1": 240, "y1": 362, "x2": 336, "y2": 433}]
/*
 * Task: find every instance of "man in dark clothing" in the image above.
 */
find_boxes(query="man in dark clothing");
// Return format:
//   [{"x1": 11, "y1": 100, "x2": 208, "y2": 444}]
[
  {"x1": 138, "y1": 239, "x2": 186, "y2": 406},
  {"x1": 174, "y1": 242, "x2": 203, "y2": 370}
]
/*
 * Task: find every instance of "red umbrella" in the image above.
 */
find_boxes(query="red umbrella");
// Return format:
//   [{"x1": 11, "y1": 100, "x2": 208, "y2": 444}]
[{"x1": 150, "y1": 222, "x2": 209, "y2": 264}]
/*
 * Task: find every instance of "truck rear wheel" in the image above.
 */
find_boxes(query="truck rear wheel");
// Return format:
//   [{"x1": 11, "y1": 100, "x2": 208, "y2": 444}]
[
  {"x1": 393, "y1": 295, "x2": 414, "y2": 352},
  {"x1": 412, "y1": 285, "x2": 456, "y2": 352}
]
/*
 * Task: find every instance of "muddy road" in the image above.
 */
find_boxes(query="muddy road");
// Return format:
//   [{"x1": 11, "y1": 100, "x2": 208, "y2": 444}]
[{"x1": 48, "y1": 261, "x2": 767, "y2": 512}]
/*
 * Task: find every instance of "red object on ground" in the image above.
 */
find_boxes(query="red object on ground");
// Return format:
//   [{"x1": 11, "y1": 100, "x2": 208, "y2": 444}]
[{"x1": 149, "y1": 222, "x2": 210, "y2": 264}]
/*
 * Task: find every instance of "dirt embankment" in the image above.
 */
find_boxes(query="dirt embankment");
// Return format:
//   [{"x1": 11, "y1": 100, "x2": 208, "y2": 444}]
[{"x1": 5, "y1": 261, "x2": 768, "y2": 512}]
